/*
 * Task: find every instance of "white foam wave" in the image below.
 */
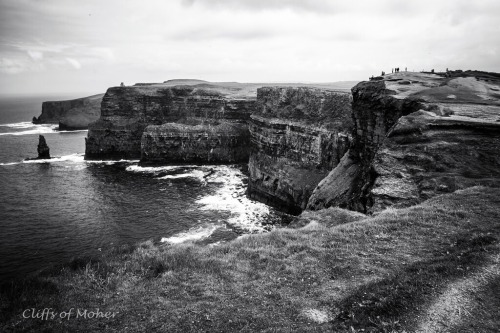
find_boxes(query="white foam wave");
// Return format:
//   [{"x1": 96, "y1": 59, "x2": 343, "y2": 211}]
[
  {"x1": 22, "y1": 153, "x2": 85, "y2": 164},
  {"x1": 161, "y1": 224, "x2": 218, "y2": 244},
  {"x1": 126, "y1": 164, "x2": 209, "y2": 182},
  {"x1": 58, "y1": 129, "x2": 88, "y2": 134},
  {"x1": 87, "y1": 159, "x2": 140, "y2": 165},
  {"x1": 0, "y1": 155, "x2": 140, "y2": 167},
  {"x1": 126, "y1": 165, "x2": 197, "y2": 173},
  {"x1": 0, "y1": 124, "x2": 58, "y2": 136},
  {"x1": 0, "y1": 122, "x2": 37, "y2": 129},
  {"x1": 0, "y1": 153, "x2": 85, "y2": 166},
  {"x1": 157, "y1": 169, "x2": 206, "y2": 181},
  {"x1": 197, "y1": 166, "x2": 270, "y2": 232}
]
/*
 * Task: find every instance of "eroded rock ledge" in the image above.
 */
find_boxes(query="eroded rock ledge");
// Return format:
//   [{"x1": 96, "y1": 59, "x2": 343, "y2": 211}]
[{"x1": 307, "y1": 71, "x2": 500, "y2": 213}]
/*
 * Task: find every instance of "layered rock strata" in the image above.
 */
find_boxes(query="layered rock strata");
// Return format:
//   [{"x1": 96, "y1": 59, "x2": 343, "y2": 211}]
[
  {"x1": 141, "y1": 121, "x2": 250, "y2": 163},
  {"x1": 248, "y1": 87, "x2": 353, "y2": 214},
  {"x1": 85, "y1": 84, "x2": 255, "y2": 160},
  {"x1": 308, "y1": 71, "x2": 500, "y2": 213},
  {"x1": 33, "y1": 94, "x2": 103, "y2": 130}
]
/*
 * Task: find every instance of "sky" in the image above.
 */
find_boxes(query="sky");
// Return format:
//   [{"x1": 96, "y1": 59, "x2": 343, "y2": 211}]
[{"x1": 0, "y1": 0, "x2": 499, "y2": 96}]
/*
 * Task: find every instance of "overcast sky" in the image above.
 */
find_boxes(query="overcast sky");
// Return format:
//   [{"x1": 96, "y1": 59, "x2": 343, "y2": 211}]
[{"x1": 1, "y1": 0, "x2": 499, "y2": 95}]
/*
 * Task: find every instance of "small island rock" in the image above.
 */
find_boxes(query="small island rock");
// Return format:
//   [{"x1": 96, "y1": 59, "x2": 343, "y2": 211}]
[{"x1": 37, "y1": 135, "x2": 50, "y2": 159}]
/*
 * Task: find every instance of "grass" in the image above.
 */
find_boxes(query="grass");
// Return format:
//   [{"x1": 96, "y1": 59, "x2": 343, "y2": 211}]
[{"x1": 1, "y1": 186, "x2": 500, "y2": 332}]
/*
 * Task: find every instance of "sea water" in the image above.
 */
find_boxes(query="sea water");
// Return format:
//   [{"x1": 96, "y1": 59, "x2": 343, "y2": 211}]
[{"x1": 0, "y1": 95, "x2": 286, "y2": 281}]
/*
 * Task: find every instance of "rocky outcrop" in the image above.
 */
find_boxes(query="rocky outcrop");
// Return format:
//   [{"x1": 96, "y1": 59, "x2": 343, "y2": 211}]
[
  {"x1": 37, "y1": 135, "x2": 50, "y2": 159},
  {"x1": 33, "y1": 94, "x2": 103, "y2": 130},
  {"x1": 370, "y1": 110, "x2": 500, "y2": 212},
  {"x1": 85, "y1": 84, "x2": 255, "y2": 160},
  {"x1": 248, "y1": 87, "x2": 352, "y2": 214},
  {"x1": 307, "y1": 71, "x2": 500, "y2": 213}
]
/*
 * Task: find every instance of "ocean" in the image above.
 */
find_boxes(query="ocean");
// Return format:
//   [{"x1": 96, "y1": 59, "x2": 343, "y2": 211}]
[{"x1": 0, "y1": 95, "x2": 287, "y2": 281}]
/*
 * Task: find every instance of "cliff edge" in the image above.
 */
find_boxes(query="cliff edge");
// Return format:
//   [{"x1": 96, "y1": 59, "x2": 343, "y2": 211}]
[{"x1": 307, "y1": 70, "x2": 500, "y2": 213}]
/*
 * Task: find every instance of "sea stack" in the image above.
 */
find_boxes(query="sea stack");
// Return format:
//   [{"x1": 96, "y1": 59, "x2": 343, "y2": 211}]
[{"x1": 37, "y1": 135, "x2": 50, "y2": 159}]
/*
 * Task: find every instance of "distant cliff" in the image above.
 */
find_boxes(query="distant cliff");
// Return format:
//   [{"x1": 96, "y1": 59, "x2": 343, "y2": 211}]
[
  {"x1": 307, "y1": 71, "x2": 500, "y2": 213},
  {"x1": 33, "y1": 94, "x2": 104, "y2": 130}
]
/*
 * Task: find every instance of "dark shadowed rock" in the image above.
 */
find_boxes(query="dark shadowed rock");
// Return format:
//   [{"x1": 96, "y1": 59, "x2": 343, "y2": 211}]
[{"x1": 37, "y1": 135, "x2": 50, "y2": 159}]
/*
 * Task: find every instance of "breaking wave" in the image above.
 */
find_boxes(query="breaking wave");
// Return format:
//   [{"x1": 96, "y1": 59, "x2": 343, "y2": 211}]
[
  {"x1": 0, "y1": 154, "x2": 139, "y2": 166},
  {"x1": 197, "y1": 166, "x2": 271, "y2": 233},
  {"x1": 0, "y1": 122, "x2": 58, "y2": 136},
  {"x1": 161, "y1": 224, "x2": 218, "y2": 244}
]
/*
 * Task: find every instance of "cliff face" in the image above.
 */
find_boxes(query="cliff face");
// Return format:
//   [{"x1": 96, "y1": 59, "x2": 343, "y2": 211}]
[
  {"x1": 85, "y1": 84, "x2": 254, "y2": 160},
  {"x1": 141, "y1": 121, "x2": 250, "y2": 163},
  {"x1": 33, "y1": 94, "x2": 104, "y2": 130},
  {"x1": 248, "y1": 87, "x2": 352, "y2": 214},
  {"x1": 308, "y1": 71, "x2": 500, "y2": 213}
]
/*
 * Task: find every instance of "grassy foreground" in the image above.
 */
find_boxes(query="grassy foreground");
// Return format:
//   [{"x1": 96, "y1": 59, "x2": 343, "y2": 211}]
[{"x1": 1, "y1": 186, "x2": 500, "y2": 332}]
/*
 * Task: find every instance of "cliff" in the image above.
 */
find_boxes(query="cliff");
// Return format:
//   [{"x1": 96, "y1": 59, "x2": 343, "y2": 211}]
[
  {"x1": 33, "y1": 94, "x2": 104, "y2": 130},
  {"x1": 85, "y1": 81, "x2": 354, "y2": 164},
  {"x1": 248, "y1": 87, "x2": 352, "y2": 214},
  {"x1": 85, "y1": 83, "x2": 256, "y2": 161},
  {"x1": 307, "y1": 71, "x2": 500, "y2": 213},
  {"x1": 141, "y1": 121, "x2": 250, "y2": 163}
]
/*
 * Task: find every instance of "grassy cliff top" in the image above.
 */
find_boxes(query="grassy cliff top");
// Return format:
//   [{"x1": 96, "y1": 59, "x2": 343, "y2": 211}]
[
  {"x1": 122, "y1": 80, "x2": 358, "y2": 100},
  {"x1": 365, "y1": 71, "x2": 500, "y2": 126}
]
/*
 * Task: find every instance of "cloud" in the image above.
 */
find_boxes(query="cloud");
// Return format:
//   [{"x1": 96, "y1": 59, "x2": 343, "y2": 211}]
[
  {"x1": 0, "y1": 57, "x2": 45, "y2": 74},
  {"x1": 0, "y1": 58, "x2": 27, "y2": 74},
  {"x1": 171, "y1": 27, "x2": 274, "y2": 41},
  {"x1": 1, "y1": 0, "x2": 500, "y2": 95},
  {"x1": 182, "y1": 0, "x2": 339, "y2": 13},
  {"x1": 27, "y1": 50, "x2": 43, "y2": 61},
  {"x1": 0, "y1": 40, "x2": 114, "y2": 74},
  {"x1": 65, "y1": 57, "x2": 81, "y2": 69}
]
